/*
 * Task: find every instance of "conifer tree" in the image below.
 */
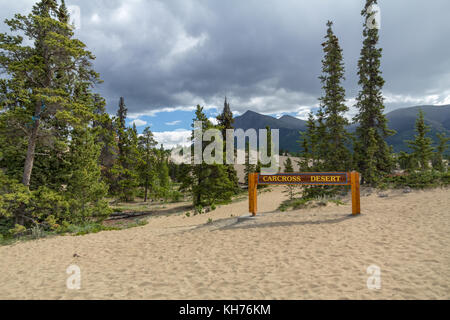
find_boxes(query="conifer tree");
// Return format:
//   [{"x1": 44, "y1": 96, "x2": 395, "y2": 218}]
[
  {"x1": 66, "y1": 128, "x2": 110, "y2": 221},
  {"x1": 266, "y1": 125, "x2": 272, "y2": 158},
  {"x1": 398, "y1": 151, "x2": 417, "y2": 172},
  {"x1": 216, "y1": 97, "x2": 240, "y2": 193},
  {"x1": 180, "y1": 105, "x2": 234, "y2": 206},
  {"x1": 116, "y1": 97, "x2": 127, "y2": 159},
  {"x1": 260, "y1": 125, "x2": 274, "y2": 170},
  {"x1": 244, "y1": 141, "x2": 257, "y2": 185},
  {"x1": 0, "y1": 0, "x2": 103, "y2": 224},
  {"x1": 284, "y1": 157, "x2": 294, "y2": 173},
  {"x1": 92, "y1": 94, "x2": 117, "y2": 185},
  {"x1": 353, "y1": 0, "x2": 395, "y2": 184},
  {"x1": 0, "y1": 0, "x2": 101, "y2": 187},
  {"x1": 138, "y1": 126, "x2": 157, "y2": 202},
  {"x1": 315, "y1": 109, "x2": 329, "y2": 170},
  {"x1": 406, "y1": 109, "x2": 435, "y2": 170},
  {"x1": 432, "y1": 133, "x2": 449, "y2": 172},
  {"x1": 318, "y1": 21, "x2": 351, "y2": 171},
  {"x1": 283, "y1": 157, "x2": 298, "y2": 200},
  {"x1": 299, "y1": 112, "x2": 318, "y2": 170},
  {"x1": 111, "y1": 101, "x2": 140, "y2": 202},
  {"x1": 156, "y1": 144, "x2": 171, "y2": 200}
]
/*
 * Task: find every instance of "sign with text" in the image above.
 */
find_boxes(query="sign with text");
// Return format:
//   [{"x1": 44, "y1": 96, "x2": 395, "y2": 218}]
[
  {"x1": 258, "y1": 173, "x2": 349, "y2": 185},
  {"x1": 248, "y1": 172, "x2": 361, "y2": 216}
]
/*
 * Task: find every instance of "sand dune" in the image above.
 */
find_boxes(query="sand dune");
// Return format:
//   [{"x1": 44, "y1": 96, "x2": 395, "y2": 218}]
[{"x1": 0, "y1": 186, "x2": 449, "y2": 300}]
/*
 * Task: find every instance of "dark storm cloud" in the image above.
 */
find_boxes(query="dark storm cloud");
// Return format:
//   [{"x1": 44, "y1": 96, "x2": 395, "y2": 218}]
[{"x1": 1, "y1": 0, "x2": 450, "y2": 117}]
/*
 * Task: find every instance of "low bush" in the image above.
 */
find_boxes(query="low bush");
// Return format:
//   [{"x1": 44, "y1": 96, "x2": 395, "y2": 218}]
[{"x1": 380, "y1": 170, "x2": 449, "y2": 189}]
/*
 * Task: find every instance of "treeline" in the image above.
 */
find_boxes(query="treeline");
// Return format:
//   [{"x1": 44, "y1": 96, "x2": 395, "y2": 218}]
[{"x1": 103, "y1": 97, "x2": 175, "y2": 204}]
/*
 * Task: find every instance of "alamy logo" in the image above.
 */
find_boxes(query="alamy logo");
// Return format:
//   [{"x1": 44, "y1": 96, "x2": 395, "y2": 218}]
[
  {"x1": 366, "y1": 4, "x2": 381, "y2": 30},
  {"x1": 170, "y1": 122, "x2": 280, "y2": 175},
  {"x1": 68, "y1": 5, "x2": 81, "y2": 30},
  {"x1": 366, "y1": 265, "x2": 381, "y2": 290},
  {"x1": 66, "y1": 265, "x2": 81, "y2": 290}
]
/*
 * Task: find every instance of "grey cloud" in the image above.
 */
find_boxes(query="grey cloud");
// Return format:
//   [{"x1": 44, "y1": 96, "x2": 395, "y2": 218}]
[{"x1": 1, "y1": 0, "x2": 450, "y2": 116}]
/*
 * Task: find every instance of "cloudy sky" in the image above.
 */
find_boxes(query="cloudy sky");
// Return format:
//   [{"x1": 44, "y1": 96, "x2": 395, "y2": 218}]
[{"x1": 1, "y1": 0, "x2": 450, "y2": 147}]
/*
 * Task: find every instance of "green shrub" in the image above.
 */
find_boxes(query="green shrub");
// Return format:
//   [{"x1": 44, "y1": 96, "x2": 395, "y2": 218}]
[
  {"x1": 60, "y1": 222, "x2": 117, "y2": 236},
  {"x1": 9, "y1": 224, "x2": 26, "y2": 236},
  {"x1": 279, "y1": 198, "x2": 312, "y2": 212},
  {"x1": 381, "y1": 170, "x2": 450, "y2": 189},
  {"x1": 194, "y1": 205, "x2": 203, "y2": 215},
  {"x1": 170, "y1": 190, "x2": 183, "y2": 203}
]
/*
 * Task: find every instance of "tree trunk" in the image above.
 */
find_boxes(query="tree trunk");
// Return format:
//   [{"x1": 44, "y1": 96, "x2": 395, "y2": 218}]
[
  {"x1": 144, "y1": 177, "x2": 149, "y2": 202},
  {"x1": 22, "y1": 122, "x2": 39, "y2": 187},
  {"x1": 17, "y1": 102, "x2": 41, "y2": 225}
]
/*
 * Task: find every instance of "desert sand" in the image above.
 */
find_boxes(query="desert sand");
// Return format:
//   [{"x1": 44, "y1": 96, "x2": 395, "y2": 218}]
[{"x1": 0, "y1": 186, "x2": 449, "y2": 300}]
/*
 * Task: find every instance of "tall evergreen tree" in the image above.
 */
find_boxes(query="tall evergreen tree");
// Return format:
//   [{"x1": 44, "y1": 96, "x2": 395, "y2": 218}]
[
  {"x1": 432, "y1": 133, "x2": 449, "y2": 172},
  {"x1": 156, "y1": 144, "x2": 171, "y2": 200},
  {"x1": 282, "y1": 157, "x2": 299, "y2": 200},
  {"x1": 244, "y1": 141, "x2": 257, "y2": 185},
  {"x1": 110, "y1": 101, "x2": 140, "y2": 202},
  {"x1": 180, "y1": 105, "x2": 235, "y2": 206},
  {"x1": 319, "y1": 21, "x2": 352, "y2": 171},
  {"x1": 0, "y1": 0, "x2": 103, "y2": 223},
  {"x1": 66, "y1": 127, "x2": 110, "y2": 221},
  {"x1": 116, "y1": 97, "x2": 127, "y2": 159},
  {"x1": 138, "y1": 126, "x2": 157, "y2": 202},
  {"x1": 299, "y1": 112, "x2": 318, "y2": 170},
  {"x1": 406, "y1": 109, "x2": 435, "y2": 170},
  {"x1": 216, "y1": 97, "x2": 240, "y2": 192},
  {"x1": 92, "y1": 94, "x2": 117, "y2": 185},
  {"x1": 353, "y1": 0, "x2": 395, "y2": 184}
]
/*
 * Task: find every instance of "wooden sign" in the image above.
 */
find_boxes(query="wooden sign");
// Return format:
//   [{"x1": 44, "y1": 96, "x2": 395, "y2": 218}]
[
  {"x1": 249, "y1": 172, "x2": 361, "y2": 216},
  {"x1": 258, "y1": 173, "x2": 349, "y2": 185}
]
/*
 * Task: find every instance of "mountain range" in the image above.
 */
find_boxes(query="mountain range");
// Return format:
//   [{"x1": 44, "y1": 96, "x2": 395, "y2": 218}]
[{"x1": 233, "y1": 105, "x2": 450, "y2": 153}]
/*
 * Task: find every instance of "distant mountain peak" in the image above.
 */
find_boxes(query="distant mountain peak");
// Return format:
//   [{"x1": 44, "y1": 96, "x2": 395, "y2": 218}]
[
  {"x1": 279, "y1": 115, "x2": 298, "y2": 120},
  {"x1": 232, "y1": 106, "x2": 450, "y2": 154}
]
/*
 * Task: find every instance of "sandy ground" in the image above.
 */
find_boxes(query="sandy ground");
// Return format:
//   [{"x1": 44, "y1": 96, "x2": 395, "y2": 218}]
[{"x1": 0, "y1": 186, "x2": 449, "y2": 300}]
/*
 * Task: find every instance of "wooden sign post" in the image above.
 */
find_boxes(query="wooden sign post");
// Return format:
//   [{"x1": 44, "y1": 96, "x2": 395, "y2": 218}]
[{"x1": 248, "y1": 172, "x2": 361, "y2": 216}]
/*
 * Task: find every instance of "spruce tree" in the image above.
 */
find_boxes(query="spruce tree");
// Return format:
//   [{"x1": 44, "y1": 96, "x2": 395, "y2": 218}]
[
  {"x1": 398, "y1": 151, "x2": 417, "y2": 172},
  {"x1": 299, "y1": 112, "x2": 318, "y2": 170},
  {"x1": 406, "y1": 109, "x2": 435, "y2": 170},
  {"x1": 432, "y1": 133, "x2": 449, "y2": 172},
  {"x1": 216, "y1": 97, "x2": 240, "y2": 193},
  {"x1": 244, "y1": 141, "x2": 256, "y2": 185},
  {"x1": 284, "y1": 157, "x2": 294, "y2": 173},
  {"x1": 156, "y1": 144, "x2": 171, "y2": 200},
  {"x1": 0, "y1": 0, "x2": 101, "y2": 187},
  {"x1": 66, "y1": 128, "x2": 110, "y2": 221},
  {"x1": 111, "y1": 102, "x2": 140, "y2": 202},
  {"x1": 92, "y1": 94, "x2": 117, "y2": 185},
  {"x1": 353, "y1": 0, "x2": 395, "y2": 184},
  {"x1": 0, "y1": 0, "x2": 103, "y2": 224},
  {"x1": 266, "y1": 125, "x2": 272, "y2": 158},
  {"x1": 116, "y1": 97, "x2": 128, "y2": 159},
  {"x1": 283, "y1": 157, "x2": 298, "y2": 201},
  {"x1": 138, "y1": 126, "x2": 157, "y2": 202},
  {"x1": 180, "y1": 105, "x2": 234, "y2": 206},
  {"x1": 319, "y1": 21, "x2": 351, "y2": 171}
]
